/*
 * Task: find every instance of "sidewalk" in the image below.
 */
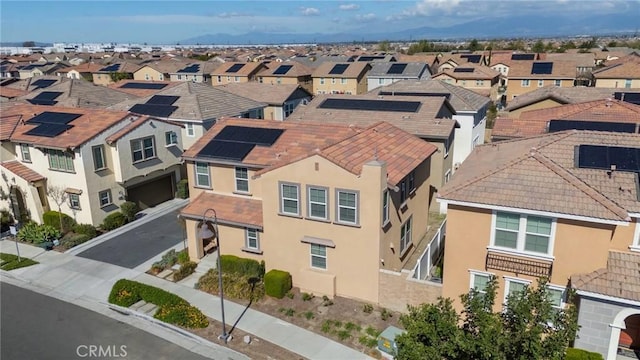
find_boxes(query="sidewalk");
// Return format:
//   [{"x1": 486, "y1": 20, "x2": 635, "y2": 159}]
[{"x1": 0, "y1": 240, "x2": 373, "y2": 360}]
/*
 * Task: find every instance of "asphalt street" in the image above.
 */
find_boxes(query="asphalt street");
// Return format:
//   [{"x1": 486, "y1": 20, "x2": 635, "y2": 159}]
[
  {"x1": 77, "y1": 209, "x2": 184, "y2": 268},
  {"x1": 0, "y1": 282, "x2": 210, "y2": 360}
]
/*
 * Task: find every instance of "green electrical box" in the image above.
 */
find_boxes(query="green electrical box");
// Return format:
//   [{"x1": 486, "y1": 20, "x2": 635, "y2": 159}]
[{"x1": 377, "y1": 325, "x2": 405, "y2": 357}]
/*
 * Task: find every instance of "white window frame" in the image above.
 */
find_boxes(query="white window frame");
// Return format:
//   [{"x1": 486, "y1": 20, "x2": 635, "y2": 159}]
[
  {"x1": 177, "y1": 74, "x2": 182, "y2": 80},
  {"x1": 538, "y1": 79, "x2": 544, "y2": 87},
  {"x1": 503, "y1": 276, "x2": 531, "y2": 305},
  {"x1": 48, "y1": 149, "x2": 75, "y2": 172},
  {"x1": 331, "y1": 77, "x2": 336, "y2": 84},
  {"x1": 630, "y1": 219, "x2": 640, "y2": 252},
  {"x1": 625, "y1": 79, "x2": 632, "y2": 88},
  {"x1": 489, "y1": 211, "x2": 556, "y2": 260},
  {"x1": 476, "y1": 79, "x2": 484, "y2": 86},
  {"x1": 319, "y1": 77, "x2": 325, "y2": 85},
  {"x1": 336, "y1": 189, "x2": 358, "y2": 225},
  {"x1": 245, "y1": 228, "x2": 259, "y2": 250},
  {"x1": 131, "y1": 136, "x2": 156, "y2": 163},
  {"x1": 98, "y1": 189, "x2": 112, "y2": 208},
  {"x1": 165, "y1": 131, "x2": 178, "y2": 146},
  {"x1": 469, "y1": 270, "x2": 493, "y2": 295},
  {"x1": 310, "y1": 244, "x2": 327, "y2": 270},
  {"x1": 554, "y1": 79, "x2": 561, "y2": 86},
  {"x1": 69, "y1": 193, "x2": 81, "y2": 210},
  {"x1": 195, "y1": 162, "x2": 210, "y2": 188},
  {"x1": 20, "y1": 144, "x2": 31, "y2": 162},
  {"x1": 307, "y1": 186, "x2": 328, "y2": 220},
  {"x1": 341, "y1": 78, "x2": 347, "y2": 84},
  {"x1": 400, "y1": 216, "x2": 412, "y2": 254},
  {"x1": 279, "y1": 182, "x2": 300, "y2": 216},
  {"x1": 186, "y1": 123, "x2": 195, "y2": 137},
  {"x1": 382, "y1": 190, "x2": 390, "y2": 226},
  {"x1": 521, "y1": 79, "x2": 530, "y2": 87},
  {"x1": 235, "y1": 167, "x2": 249, "y2": 193},
  {"x1": 92, "y1": 145, "x2": 106, "y2": 171},
  {"x1": 234, "y1": 76, "x2": 240, "y2": 83},
  {"x1": 546, "y1": 284, "x2": 567, "y2": 314},
  {"x1": 445, "y1": 169, "x2": 451, "y2": 183}
]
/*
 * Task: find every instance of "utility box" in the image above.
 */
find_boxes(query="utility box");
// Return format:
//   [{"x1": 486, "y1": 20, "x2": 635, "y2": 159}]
[{"x1": 377, "y1": 325, "x2": 404, "y2": 357}]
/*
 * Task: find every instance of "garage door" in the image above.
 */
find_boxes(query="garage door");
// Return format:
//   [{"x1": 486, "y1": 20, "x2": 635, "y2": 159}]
[{"x1": 127, "y1": 175, "x2": 174, "y2": 209}]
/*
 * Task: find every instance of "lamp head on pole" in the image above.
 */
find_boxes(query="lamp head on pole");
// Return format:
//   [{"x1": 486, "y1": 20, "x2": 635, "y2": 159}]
[{"x1": 197, "y1": 208, "x2": 218, "y2": 241}]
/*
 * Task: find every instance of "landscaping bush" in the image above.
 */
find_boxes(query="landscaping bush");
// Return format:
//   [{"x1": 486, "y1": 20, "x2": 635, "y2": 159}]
[
  {"x1": 152, "y1": 249, "x2": 178, "y2": 272},
  {"x1": 1, "y1": 209, "x2": 14, "y2": 232},
  {"x1": 220, "y1": 255, "x2": 265, "y2": 278},
  {"x1": 101, "y1": 212, "x2": 126, "y2": 231},
  {"x1": 61, "y1": 233, "x2": 91, "y2": 250},
  {"x1": 72, "y1": 223, "x2": 97, "y2": 239},
  {"x1": 173, "y1": 261, "x2": 197, "y2": 282},
  {"x1": 155, "y1": 303, "x2": 208, "y2": 328},
  {"x1": 43, "y1": 210, "x2": 76, "y2": 233},
  {"x1": 16, "y1": 222, "x2": 60, "y2": 244},
  {"x1": 196, "y1": 269, "x2": 265, "y2": 301},
  {"x1": 177, "y1": 250, "x2": 189, "y2": 265},
  {"x1": 565, "y1": 348, "x2": 604, "y2": 360},
  {"x1": 120, "y1": 201, "x2": 139, "y2": 223},
  {"x1": 264, "y1": 269, "x2": 292, "y2": 299},
  {"x1": 176, "y1": 179, "x2": 189, "y2": 199}
]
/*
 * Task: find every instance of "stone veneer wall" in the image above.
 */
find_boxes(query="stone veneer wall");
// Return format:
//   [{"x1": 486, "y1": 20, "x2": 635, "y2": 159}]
[{"x1": 378, "y1": 269, "x2": 442, "y2": 313}]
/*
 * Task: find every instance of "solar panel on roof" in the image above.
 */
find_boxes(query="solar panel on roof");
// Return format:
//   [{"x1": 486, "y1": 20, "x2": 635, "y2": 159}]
[
  {"x1": 358, "y1": 56, "x2": 385, "y2": 62},
  {"x1": 453, "y1": 68, "x2": 474, "y2": 73},
  {"x1": 578, "y1": 145, "x2": 640, "y2": 172},
  {"x1": 328, "y1": 64, "x2": 349, "y2": 75},
  {"x1": 197, "y1": 139, "x2": 255, "y2": 161},
  {"x1": 25, "y1": 122, "x2": 73, "y2": 137},
  {"x1": 318, "y1": 98, "x2": 421, "y2": 112},
  {"x1": 378, "y1": 91, "x2": 450, "y2": 99},
  {"x1": 27, "y1": 111, "x2": 81, "y2": 125},
  {"x1": 214, "y1": 126, "x2": 284, "y2": 146},
  {"x1": 177, "y1": 64, "x2": 200, "y2": 73},
  {"x1": 531, "y1": 62, "x2": 553, "y2": 75},
  {"x1": 226, "y1": 64, "x2": 246, "y2": 73},
  {"x1": 387, "y1": 63, "x2": 407, "y2": 75},
  {"x1": 120, "y1": 82, "x2": 168, "y2": 90},
  {"x1": 146, "y1": 95, "x2": 179, "y2": 105},
  {"x1": 608, "y1": 146, "x2": 640, "y2": 171},
  {"x1": 614, "y1": 92, "x2": 640, "y2": 105},
  {"x1": 461, "y1": 54, "x2": 482, "y2": 63},
  {"x1": 548, "y1": 120, "x2": 637, "y2": 133},
  {"x1": 272, "y1": 65, "x2": 293, "y2": 75},
  {"x1": 511, "y1": 54, "x2": 536, "y2": 60},
  {"x1": 100, "y1": 64, "x2": 120, "y2": 72},
  {"x1": 27, "y1": 91, "x2": 63, "y2": 106},
  {"x1": 129, "y1": 104, "x2": 177, "y2": 117},
  {"x1": 0, "y1": 78, "x2": 19, "y2": 87},
  {"x1": 31, "y1": 79, "x2": 56, "y2": 89}
]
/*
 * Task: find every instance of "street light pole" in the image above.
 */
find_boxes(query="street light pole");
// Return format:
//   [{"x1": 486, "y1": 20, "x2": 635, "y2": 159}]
[{"x1": 198, "y1": 208, "x2": 229, "y2": 343}]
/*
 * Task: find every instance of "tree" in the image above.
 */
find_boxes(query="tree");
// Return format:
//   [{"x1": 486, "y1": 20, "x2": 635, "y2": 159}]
[
  {"x1": 378, "y1": 40, "x2": 391, "y2": 52},
  {"x1": 22, "y1": 41, "x2": 36, "y2": 48},
  {"x1": 532, "y1": 40, "x2": 545, "y2": 54},
  {"x1": 468, "y1": 39, "x2": 480, "y2": 52},
  {"x1": 46, "y1": 185, "x2": 67, "y2": 232}
]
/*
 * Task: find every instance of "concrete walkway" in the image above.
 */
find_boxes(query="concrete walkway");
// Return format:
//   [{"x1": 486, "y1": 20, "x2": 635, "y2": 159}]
[{"x1": 1, "y1": 228, "x2": 373, "y2": 360}]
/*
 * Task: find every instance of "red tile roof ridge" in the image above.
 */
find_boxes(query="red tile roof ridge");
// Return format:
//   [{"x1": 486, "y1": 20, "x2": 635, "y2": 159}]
[{"x1": 0, "y1": 160, "x2": 46, "y2": 183}]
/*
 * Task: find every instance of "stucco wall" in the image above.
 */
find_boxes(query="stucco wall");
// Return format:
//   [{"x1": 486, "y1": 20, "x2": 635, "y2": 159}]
[
  {"x1": 378, "y1": 269, "x2": 442, "y2": 313},
  {"x1": 595, "y1": 78, "x2": 640, "y2": 89},
  {"x1": 507, "y1": 98, "x2": 564, "y2": 118},
  {"x1": 507, "y1": 79, "x2": 574, "y2": 101},
  {"x1": 133, "y1": 67, "x2": 165, "y2": 81},
  {"x1": 313, "y1": 78, "x2": 362, "y2": 95}
]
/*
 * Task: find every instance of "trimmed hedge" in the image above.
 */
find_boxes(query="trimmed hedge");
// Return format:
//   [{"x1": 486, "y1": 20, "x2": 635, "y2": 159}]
[
  {"x1": 173, "y1": 261, "x2": 197, "y2": 282},
  {"x1": 102, "y1": 212, "x2": 126, "y2": 231},
  {"x1": 176, "y1": 179, "x2": 189, "y2": 199},
  {"x1": 196, "y1": 269, "x2": 265, "y2": 301},
  {"x1": 264, "y1": 269, "x2": 292, "y2": 299},
  {"x1": 120, "y1": 201, "x2": 139, "y2": 223},
  {"x1": 72, "y1": 223, "x2": 98, "y2": 239},
  {"x1": 60, "y1": 233, "x2": 91, "y2": 250},
  {"x1": 43, "y1": 210, "x2": 76, "y2": 233},
  {"x1": 220, "y1": 255, "x2": 265, "y2": 278},
  {"x1": 565, "y1": 348, "x2": 604, "y2": 360}
]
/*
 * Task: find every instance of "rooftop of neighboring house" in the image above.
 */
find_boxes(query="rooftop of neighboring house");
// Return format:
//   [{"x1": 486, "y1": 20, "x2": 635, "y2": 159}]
[
  {"x1": 0, "y1": 160, "x2": 46, "y2": 183},
  {"x1": 507, "y1": 60, "x2": 577, "y2": 79},
  {"x1": 1, "y1": 103, "x2": 135, "y2": 150},
  {"x1": 367, "y1": 62, "x2": 429, "y2": 78},
  {"x1": 257, "y1": 61, "x2": 314, "y2": 78},
  {"x1": 211, "y1": 62, "x2": 265, "y2": 76},
  {"x1": 353, "y1": 54, "x2": 397, "y2": 62},
  {"x1": 592, "y1": 53, "x2": 640, "y2": 79},
  {"x1": 108, "y1": 79, "x2": 181, "y2": 98},
  {"x1": 433, "y1": 64, "x2": 500, "y2": 80},
  {"x1": 374, "y1": 79, "x2": 491, "y2": 112},
  {"x1": 94, "y1": 62, "x2": 142, "y2": 74},
  {"x1": 545, "y1": 52, "x2": 596, "y2": 68},
  {"x1": 18, "y1": 78, "x2": 138, "y2": 109},
  {"x1": 572, "y1": 250, "x2": 640, "y2": 302},
  {"x1": 0, "y1": 114, "x2": 22, "y2": 141},
  {"x1": 288, "y1": 93, "x2": 458, "y2": 139},
  {"x1": 439, "y1": 130, "x2": 640, "y2": 221},
  {"x1": 395, "y1": 53, "x2": 439, "y2": 68},
  {"x1": 216, "y1": 83, "x2": 310, "y2": 105},
  {"x1": 290, "y1": 54, "x2": 357, "y2": 68},
  {"x1": 136, "y1": 59, "x2": 190, "y2": 74},
  {"x1": 55, "y1": 62, "x2": 105, "y2": 74},
  {"x1": 311, "y1": 61, "x2": 371, "y2": 79},
  {"x1": 504, "y1": 86, "x2": 618, "y2": 112},
  {"x1": 183, "y1": 117, "x2": 438, "y2": 186},
  {"x1": 108, "y1": 81, "x2": 266, "y2": 121},
  {"x1": 2, "y1": 75, "x2": 64, "y2": 92},
  {"x1": 0, "y1": 87, "x2": 30, "y2": 99},
  {"x1": 169, "y1": 61, "x2": 221, "y2": 75},
  {"x1": 493, "y1": 99, "x2": 640, "y2": 139},
  {"x1": 438, "y1": 52, "x2": 486, "y2": 67}
]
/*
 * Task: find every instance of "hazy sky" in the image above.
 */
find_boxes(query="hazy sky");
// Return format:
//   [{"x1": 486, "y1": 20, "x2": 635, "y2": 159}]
[{"x1": 1, "y1": 0, "x2": 639, "y2": 44}]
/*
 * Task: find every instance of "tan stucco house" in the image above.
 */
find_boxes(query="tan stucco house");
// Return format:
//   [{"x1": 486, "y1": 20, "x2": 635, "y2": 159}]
[
  {"x1": 311, "y1": 62, "x2": 371, "y2": 95},
  {"x1": 593, "y1": 53, "x2": 640, "y2": 89},
  {"x1": 506, "y1": 60, "x2": 576, "y2": 102},
  {"x1": 216, "y1": 83, "x2": 312, "y2": 121},
  {"x1": 257, "y1": 61, "x2": 314, "y2": 94},
  {"x1": 92, "y1": 62, "x2": 141, "y2": 86},
  {"x1": 211, "y1": 62, "x2": 267, "y2": 85},
  {"x1": 431, "y1": 64, "x2": 500, "y2": 101}
]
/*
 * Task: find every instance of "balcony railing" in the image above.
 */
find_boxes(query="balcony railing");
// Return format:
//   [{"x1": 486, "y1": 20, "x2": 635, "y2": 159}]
[
  {"x1": 412, "y1": 219, "x2": 446, "y2": 281},
  {"x1": 485, "y1": 252, "x2": 552, "y2": 277}
]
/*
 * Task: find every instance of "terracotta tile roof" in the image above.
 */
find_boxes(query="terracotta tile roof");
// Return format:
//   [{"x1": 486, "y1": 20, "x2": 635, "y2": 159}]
[
  {"x1": 1, "y1": 161, "x2": 46, "y2": 183},
  {"x1": 0, "y1": 87, "x2": 29, "y2": 98},
  {"x1": 439, "y1": 130, "x2": 640, "y2": 221},
  {"x1": 4, "y1": 103, "x2": 132, "y2": 150},
  {"x1": 258, "y1": 61, "x2": 313, "y2": 77},
  {"x1": 57, "y1": 62, "x2": 104, "y2": 74},
  {"x1": 374, "y1": 79, "x2": 490, "y2": 111},
  {"x1": 109, "y1": 80, "x2": 181, "y2": 98},
  {"x1": 572, "y1": 250, "x2": 640, "y2": 302},
  {"x1": 216, "y1": 83, "x2": 305, "y2": 105},
  {"x1": 433, "y1": 64, "x2": 500, "y2": 80},
  {"x1": 138, "y1": 59, "x2": 189, "y2": 74},
  {"x1": 311, "y1": 61, "x2": 371, "y2": 79},
  {"x1": 94, "y1": 62, "x2": 142, "y2": 74},
  {"x1": 105, "y1": 116, "x2": 182, "y2": 145},
  {"x1": 211, "y1": 62, "x2": 265, "y2": 76},
  {"x1": 0, "y1": 114, "x2": 22, "y2": 141},
  {"x1": 395, "y1": 54, "x2": 437, "y2": 66},
  {"x1": 19, "y1": 78, "x2": 137, "y2": 109},
  {"x1": 593, "y1": 59, "x2": 640, "y2": 79},
  {"x1": 180, "y1": 191, "x2": 263, "y2": 228},
  {"x1": 508, "y1": 60, "x2": 577, "y2": 79},
  {"x1": 504, "y1": 86, "x2": 617, "y2": 112},
  {"x1": 493, "y1": 99, "x2": 640, "y2": 139}
]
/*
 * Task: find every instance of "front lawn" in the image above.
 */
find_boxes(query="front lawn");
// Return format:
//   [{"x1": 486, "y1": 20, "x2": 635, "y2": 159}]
[{"x1": 0, "y1": 253, "x2": 39, "y2": 270}]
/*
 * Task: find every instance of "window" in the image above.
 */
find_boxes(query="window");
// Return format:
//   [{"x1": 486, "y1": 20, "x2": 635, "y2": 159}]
[
  {"x1": 145, "y1": 73, "x2": 150, "y2": 80},
  {"x1": 476, "y1": 79, "x2": 484, "y2": 86},
  {"x1": 492, "y1": 211, "x2": 554, "y2": 256},
  {"x1": 310, "y1": 244, "x2": 327, "y2": 269},
  {"x1": 284, "y1": 102, "x2": 295, "y2": 117},
  {"x1": 98, "y1": 190, "x2": 112, "y2": 207},
  {"x1": 308, "y1": 186, "x2": 328, "y2": 220},
  {"x1": 400, "y1": 171, "x2": 416, "y2": 203},
  {"x1": 504, "y1": 277, "x2": 530, "y2": 304},
  {"x1": 444, "y1": 138, "x2": 449, "y2": 158},
  {"x1": 554, "y1": 79, "x2": 561, "y2": 86},
  {"x1": 632, "y1": 221, "x2": 640, "y2": 251},
  {"x1": 92, "y1": 145, "x2": 106, "y2": 171},
  {"x1": 186, "y1": 123, "x2": 195, "y2": 137},
  {"x1": 48, "y1": 149, "x2": 74, "y2": 172},
  {"x1": 521, "y1": 79, "x2": 530, "y2": 87},
  {"x1": 538, "y1": 79, "x2": 544, "y2": 87},
  {"x1": 235, "y1": 167, "x2": 249, "y2": 193},
  {"x1": 470, "y1": 271, "x2": 492, "y2": 298},
  {"x1": 217, "y1": 75, "x2": 222, "y2": 83},
  {"x1": 280, "y1": 182, "x2": 300, "y2": 215},
  {"x1": 177, "y1": 74, "x2": 182, "y2": 80},
  {"x1": 331, "y1": 77, "x2": 336, "y2": 84},
  {"x1": 320, "y1": 77, "x2": 325, "y2": 85},
  {"x1": 625, "y1": 79, "x2": 632, "y2": 88},
  {"x1": 276, "y1": 77, "x2": 281, "y2": 84},
  {"x1": 165, "y1": 131, "x2": 178, "y2": 146},
  {"x1": 445, "y1": 170, "x2": 451, "y2": 183},
  {"x1": 382, "y1": 190, "x2": 389, "y2": 225},
  {"x1": 341, "y1": 78, "x2": 347, "y2": 84},
  {"x1": 195, "y1": 162, "x2": 210, "y2": 188},
  {"x1": 547, "y1": 286, "x2": 566, "y2": 316},
  {"x1": 69, "y1": 194, "x2": 80, "y2": 209},
  {"x1": 159, "y1": 75, "x2": 163, "y2": 81},
  {"x1": 378, "y1": 78, "x2": 385, "y2": 85},
  {"x1": 258, "y1": 76, "x2": 263, "y2": 83},
  {"x1": 234, "y1": 76, "x2": 240, "y2": 83},
  {"x1": 337, "y1": 190, "x2": 358, "y2": 225},
  {"x1": 20, "y1": 144, "x2": 31, "y2": 162},
  {"x1": 131, "y1": 136, "x2": 155, "y2": 162},
  {"x1": 245, "y1": 228, "x2": 259, "y2": 250},
  {"x1": 400, "y1": 216, "x2": 412, "y2": 253}
]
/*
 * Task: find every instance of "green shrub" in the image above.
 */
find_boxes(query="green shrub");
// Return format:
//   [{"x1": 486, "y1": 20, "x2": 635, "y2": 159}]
[
  {"x1": 120, "y1": 201, "x2": 139, "y2": 223},
  {"x1": 264, "y1": 269, "x2": 292, "y2": 299},
  {"x1": 303, "y1": 311, "x2": 315, "y2": 320},
  {"x1": 196, "y1": 269, "x2": 265, "y2": 301},
  {"x1": 154, "y1": 303, "x2": 208, "y2": 328},
  {"x1": 337, "y1": 329, "x2": 351, "y2": 341},
  {"x1": 322, "y1": 295, "x2": 334, "y2": 306},
  {"x1": 365, "y1": 326, "x2": 381, "y2": 338},
  {"x1": 345, "y1": 322, "x2": 361, "y2": 332},
  {"x1": 42, "y1": 210, "x2": 76, "y2": 233},
  {"x1": 152, "y1": 249, "x2": 179, "y2": 272},
  {"x1": 286, "y1": 291, "x2": 295, "y2": 299},
  {"x1": 176, "y1": 179, "x2": 189, "y2": 199},
  {"x1": 363, "y1": 303, "x2": 374, "y2": 314},
  {"x1": 358, "y1": 335, "x2": 378, "y2": 348},
  {"x1": 177, "y1": 250, "x2": 189, "y2": 265},
  {"x1": 16, "y1": 222, "x2": 60, "y2": 244},
  {"x1": 321, "y1": 320, "x2": 332, "y2": 333},
  {"x1": 1, "y1": 209, "x2": 14, "y2": 231},
  {"x1": 101, "y1": 212, "x2": 126, "y2": 231},
  {"x1": 173, "y1": 261, "x2": 197, "y2": 282},
  {"x1": 284, "y1": 308, "x2": 295, "y2": 316},
  {"x1": 302, "y1": 292, "x2": 315, "y2": 301},
  {"x1": 565, "y1": 348, "x2": 604, "y2": 360},
  {"x1": 61, "y1": 234, "x2": 91, "y2": 250},
  {"x1": 380, "y1": 308, "x2": 393, "y2": 321},
  {"x1": 220, "y1": 255, "x2": 265, "y2": 278},
  {"x1": 72, "y1": 223, "x2": 97, "y2": 239}
]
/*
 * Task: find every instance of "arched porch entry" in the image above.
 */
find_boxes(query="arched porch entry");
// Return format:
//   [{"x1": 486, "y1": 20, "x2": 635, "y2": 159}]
[{"x1": 608, "y1": 308, "x2": 640, "y2": 359}]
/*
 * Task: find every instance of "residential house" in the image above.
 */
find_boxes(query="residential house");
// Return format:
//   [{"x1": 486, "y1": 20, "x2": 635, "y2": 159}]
[
  {"x1": 109, "y1": 80, "x2": 181, "y2": 99},
  {"x1": 256, "y1": 62, "x2": 314, "y2": 94},
  {"x1": 216, "y1": 83, "x2": 312, "y2": 121},
  {"x1": 546, "y1": 53, "x2": 596, "y2": 86},
  {"x1": 132, "y1": 60, "x2": 186, "y2": 82},
  {"x1": 437, "y1": 130, "x2": 640, "y2": 359},
  {"x1": 492, "y1": 99, "x2": 640, "y2": 141},
  {"x1": 503, "y1": 86, "x2": 617, "y2": 118},
  {"x1": 18, "y1": 78, "x2": 137, "y2": 109},
  {"x1": 92, "y1": 62, "x2": 142, "y2": 86},
  {"x1": 210, "y1": 62, "x2": 267, "y2": 85},
  {"x1": 311, "y1": 62, "x2": 371, "y2": 95},
  {"x1": 366, "y1": 62, "x2": 432, "y2": 92},
  {"x1": 435, "y1": 53, "x2": 487, "y2": 73},
  {"x1": 506, "y1": 60, "x2": 577, "y2": 102},
  {"x1": 353, "y1": 54, "x2": 398, "y2": 63},
  {"x1": 593, "y1": 53, "x2": 640, "y2": 89},
  {"x1": 56, "y1": 62, "x2": 104, "y2": 80},
  {"x1": 168, "y1": 62, "x2": 220, "y2": 84},
  {"x1": 180, "y1": 118, "x2": 442, "y2": 309},
  {"x1": 0, "y1": 103, "x2": 184, "y2": 226},
  {"x1": 431, "y1": 64, "x2": 501, "y2": 101}
]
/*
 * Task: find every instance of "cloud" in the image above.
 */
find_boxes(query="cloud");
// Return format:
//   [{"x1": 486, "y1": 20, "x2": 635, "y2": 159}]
[
  {"x1": 387, "y1": 0, "x2": 461, "y2": 20},
  {"x1": 355, "y1": 13, "x2": 377, "y2": 21},
  {"x1": 300, "y1": 7, "x2": 320, "y2": 16},
  {"x1": 339, "y1": 4, "x2": 360, "y2": 10}
]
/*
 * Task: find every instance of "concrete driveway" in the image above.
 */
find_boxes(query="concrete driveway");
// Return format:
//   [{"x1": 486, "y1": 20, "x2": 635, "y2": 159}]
[{"x1": 76, "y1": 209, "x2": 185, "y2": 269}]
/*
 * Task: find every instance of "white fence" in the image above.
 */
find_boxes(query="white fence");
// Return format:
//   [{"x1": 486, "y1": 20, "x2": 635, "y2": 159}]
[{"x1": 412, "y1": 219, "x2": 446, "y2": 281}]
